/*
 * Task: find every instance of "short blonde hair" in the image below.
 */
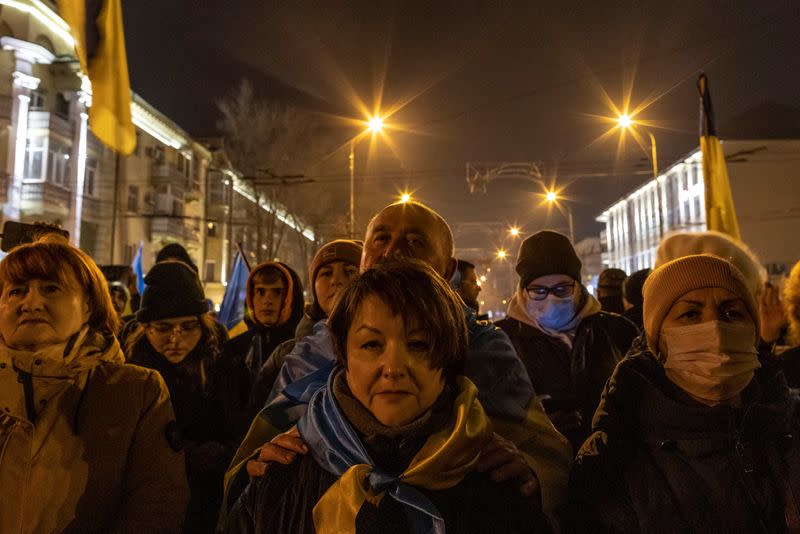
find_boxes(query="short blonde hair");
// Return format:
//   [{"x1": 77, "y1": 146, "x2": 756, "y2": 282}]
[{"x1": 0, "y1": 234, "x2": 119, "y2": 335}]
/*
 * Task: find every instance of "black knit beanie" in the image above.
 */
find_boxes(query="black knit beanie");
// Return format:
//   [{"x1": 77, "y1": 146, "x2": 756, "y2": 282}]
[
  {"x1": 515, "y1": 230, "x2": 582, "y2": 286},
  {"x1": 136, "y1": 261, "x2": 208, "y2": 322},
  {"x1": 156, "y1": 243, "x2": 197, "y2": 272}
]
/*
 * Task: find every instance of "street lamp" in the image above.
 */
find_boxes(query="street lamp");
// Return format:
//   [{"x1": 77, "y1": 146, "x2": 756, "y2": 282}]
[
  {"x1": 509, "y1": 226, "x2": 520, "y2": 237},
  {"x1": 616, "y1": 114, "x2": 663, "y2": 236},
  {"x1": 546, "y1": 191, "x2": 574, "y2": 243},
  {"x1": 496, "y1": 249, "x2": 507, "y2": 259},
  {"x1": 349, "y1": 115, "x2": 385, "y2": 238},
  {"x1": 399, "y1": 192, "x2": 412, "y2": 203}
]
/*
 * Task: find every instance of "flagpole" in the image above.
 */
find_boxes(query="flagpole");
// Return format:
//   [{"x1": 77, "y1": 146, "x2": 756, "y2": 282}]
[{"x1": 236, "y1": 241, "x2": 251, "y2": 271}]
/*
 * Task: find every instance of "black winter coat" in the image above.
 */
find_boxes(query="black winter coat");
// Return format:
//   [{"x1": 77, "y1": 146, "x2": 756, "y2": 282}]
[
  {"x1": 570, "y1": 349, "x2": 800, "y2": 534},
  {"x1": 129, "y1": 337, "x2": 239, "y2": 533},
  {"x1": 496, "y1": 312, "x2": 638, "y2": 449},
  {"x1": 226, "y1": 446, "x2": 550, "y2": 534}
]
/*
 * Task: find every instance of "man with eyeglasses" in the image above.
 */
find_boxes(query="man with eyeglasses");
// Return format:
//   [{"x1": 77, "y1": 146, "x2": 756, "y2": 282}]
[{"x1": 497, "y1": 230, "x2": 638, "y2": 450}]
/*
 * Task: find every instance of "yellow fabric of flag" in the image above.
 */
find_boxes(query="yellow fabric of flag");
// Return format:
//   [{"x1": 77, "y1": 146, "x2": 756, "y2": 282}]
[
  {"x1": 698, "y1": 73, "x2": 740, "y2": 240},
  {"x1": 700, "y1": 135, "x2": 741, "y2": 240},
  {"x1": 59, "y1": 0, "x2": 136, "y2": 155}
]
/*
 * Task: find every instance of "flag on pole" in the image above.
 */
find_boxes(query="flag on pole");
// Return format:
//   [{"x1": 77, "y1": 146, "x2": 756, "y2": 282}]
[
  {"x1": 698, "y1": 73, "x2": 741, "y2": 240},
  {"x1": 218, "y1": 252, "x2": 250, "y2": 331},
  {"x1": 131, "y1": 240, "x2": 145, "y2": 295},
  {"x1": 59, "y1": 0, "x2": 136, "y2": 155}
]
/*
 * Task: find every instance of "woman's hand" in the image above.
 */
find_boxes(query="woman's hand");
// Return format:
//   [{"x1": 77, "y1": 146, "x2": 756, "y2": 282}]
[
  {"x1": 476, "y1": 432, "x2": 540, "y2": 497},
  {"x1": 245, "y1": 427, "x2": 309, "y2": 477},
  {"x1": 759, "y1": 283, "x2": 786, "y2": 344}
]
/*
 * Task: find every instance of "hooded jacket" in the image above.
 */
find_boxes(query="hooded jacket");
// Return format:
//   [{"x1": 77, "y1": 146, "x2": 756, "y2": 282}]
[
  {"x1": 222, "y1": 262, "x2": 304, "y2": 437},
  {"x1": 496, "y1": 301, "x2": 638, "y2": 450},
  {"x1": 570, "y1": 349, "x2": 800, "y2": 533},
  {"x1": 0, "y1": 328, "x2": 189, "y2": 533}
]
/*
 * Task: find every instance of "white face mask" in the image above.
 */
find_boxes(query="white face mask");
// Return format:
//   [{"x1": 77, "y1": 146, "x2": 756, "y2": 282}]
[{"x1": 660, "y1": 320, "x2": 759, "y2": 404}]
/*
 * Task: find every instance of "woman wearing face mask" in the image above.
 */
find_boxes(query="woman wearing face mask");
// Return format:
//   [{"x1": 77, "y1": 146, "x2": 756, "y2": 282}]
[
  {"x1": 247, "y1": 240, "x2": 362, "y2": 415},
  {"x1": 497, "y1": 231, "x2": 638, "y2": 449},
  {"x1": 226, "y1": 260, "x2": 550, "y2": 533},
  {"x1": 126, "y1": 261, "x2": 237, "y2": 533},
  {"x1": 571, "y1": 254, "x2": 800, "y2": 533}
]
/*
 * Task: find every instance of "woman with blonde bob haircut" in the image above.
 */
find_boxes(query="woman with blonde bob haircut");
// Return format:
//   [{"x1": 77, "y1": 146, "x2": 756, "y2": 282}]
[{"x1": 0, "y1": 235, "x2": 189, "y2": 533}]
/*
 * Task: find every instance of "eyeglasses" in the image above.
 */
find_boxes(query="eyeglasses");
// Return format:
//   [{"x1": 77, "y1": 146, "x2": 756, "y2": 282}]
[
  {"x1": 148, "y1": 320, "x2": 201, "y2": 337},
  {"x1": 525, "y1": 282, "x2": 576, "y2": 301}
]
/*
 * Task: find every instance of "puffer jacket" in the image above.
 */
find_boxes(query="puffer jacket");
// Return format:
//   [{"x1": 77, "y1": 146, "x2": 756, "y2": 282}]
[
  {"x1": 496, "y1": 312, "x2": 638, "y2": 449},
  {"x1": 0, "y1": 328, "x2": 189, "y2": 533},
  {"x1": 570, "y1": 349, "x2": 800, "y2": 533}
]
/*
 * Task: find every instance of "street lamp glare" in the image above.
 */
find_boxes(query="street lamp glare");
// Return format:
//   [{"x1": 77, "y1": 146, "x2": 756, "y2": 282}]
[
  {"x1": 367, "y1": 116, "x2": 384, "y2": 133},
  {"x1": 509, "y1": 226, "x2": 520, "y2": 236},
  {"x1": 497, "y1": 249, "x2": 507, "y2": 259},
  {"x1": 400, "y1": 193, "x2": 411, "y2": 203},
  {"x1": 618, "y1": 113, "x2": 632, "y2": 129},
  {"x1": 546, "y1": 191, "x2": 558, "y2": 202}
]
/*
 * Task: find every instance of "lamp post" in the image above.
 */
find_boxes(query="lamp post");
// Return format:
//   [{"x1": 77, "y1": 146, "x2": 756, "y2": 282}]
[
  {"x1": 617, "y1": 114, "x2": 664, "y2": 237},
  {"x1": 349, "y1": 116, "x2": 385, "y2": 238},
  {"x1": 546, "y1": 190, "x2": 574, "y2": 243}
]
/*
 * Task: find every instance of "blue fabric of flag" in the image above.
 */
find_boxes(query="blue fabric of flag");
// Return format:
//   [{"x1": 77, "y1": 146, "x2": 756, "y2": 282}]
[{"x1": 218, "y1": 252, "x2": 250, "y2": 330}]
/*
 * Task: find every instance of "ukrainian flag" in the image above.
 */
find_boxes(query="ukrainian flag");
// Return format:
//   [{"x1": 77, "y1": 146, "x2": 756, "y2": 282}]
[
  {"x1": 59, "y1": 0, "x2": 136, "y2": 155},
  {"x1": 698, "y1": 73, "x2": 740, "y2": 240}
]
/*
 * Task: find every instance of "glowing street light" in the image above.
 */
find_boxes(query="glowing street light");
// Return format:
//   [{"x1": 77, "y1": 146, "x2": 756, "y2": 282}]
[
  {"x1": 367, "y1": 116, "x2": 384, "y2": 133},
  {"x1": 509, "y1": 226, "x2": 520, "y2": 237},
  {"x1": 545, "y1": 190, "x2": 557, "y2": 202},
  {"x1": 617, "y1": 113, "x2": 632, "y2": 129},
  {"x1": 349, "y1": 114, "x2": 387, "y2": 237},
  {"x1": 399, "y1": 192, "x2": 412, "y2": 203},
  {"x1": 496, "y1": 249, "x2": 507, "y2": 259}
]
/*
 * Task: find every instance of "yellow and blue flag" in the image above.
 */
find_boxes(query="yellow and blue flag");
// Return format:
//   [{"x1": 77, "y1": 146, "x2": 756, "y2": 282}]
[
  {"x1": 218, "y1": 252, "x2": 250, "y2": 331},
  {"x1": 698, "y1": 73, "x2": 741, "y2": 240},
  {"x1": 59, "y1": 0, "x2": 136, "y2": 155}
]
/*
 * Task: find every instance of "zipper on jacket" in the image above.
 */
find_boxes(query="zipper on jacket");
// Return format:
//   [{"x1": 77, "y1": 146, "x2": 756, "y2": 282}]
[{"x1": 16, "y1": 369, "x2": 37, "y2": 424}]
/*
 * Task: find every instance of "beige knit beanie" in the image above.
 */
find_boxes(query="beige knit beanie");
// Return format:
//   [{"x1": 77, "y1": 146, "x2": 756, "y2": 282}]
[{"x1": 643, "y1": 254, "x2": 759, "y2": 354}]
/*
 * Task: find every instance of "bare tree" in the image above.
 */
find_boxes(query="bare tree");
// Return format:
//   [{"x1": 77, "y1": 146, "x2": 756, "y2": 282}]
[{"x1": 217, "y1": 79, "x2": 336, "y2": 265}]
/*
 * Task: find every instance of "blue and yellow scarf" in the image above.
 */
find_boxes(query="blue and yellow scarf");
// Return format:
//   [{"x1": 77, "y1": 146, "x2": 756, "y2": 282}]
[{"x1": 297, "y1": 369, "x2": 492, "y2": 534}]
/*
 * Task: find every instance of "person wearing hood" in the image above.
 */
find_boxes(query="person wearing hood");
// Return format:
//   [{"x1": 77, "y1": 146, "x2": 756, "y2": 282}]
[
  {"x1": 247, "y1": 240, "x2": 362, "y2": 416},
  {"x1": 571, "y1": 254, "x2": 800, "y2": 533},
  {"x1": 622, "y1": 268, "x2": 650, "y2": 330},
  {"x1": 496, "y1": 231, "x2": 638, "y2": 449},
  {"x1": 126, "y1": 261, "x2": 236, "y2": 533},
  {"x1": 596, "y1": 268, "x2": 627, "y2": 314},
  {"x1": 222, "y1": 261, "x2": 304, "y2": 435},
  {"x1": 0, "y1": 235, "x2": 189, "y2": 533}
]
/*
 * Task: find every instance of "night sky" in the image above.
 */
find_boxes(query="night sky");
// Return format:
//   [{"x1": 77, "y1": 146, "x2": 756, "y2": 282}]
[{"x1": 123, "y1": 0, "x2": 800, "y2": 251}]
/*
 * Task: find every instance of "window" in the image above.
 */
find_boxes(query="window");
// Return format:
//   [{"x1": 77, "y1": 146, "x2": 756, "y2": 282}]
[
  {"x1": 84, "y1": 158, "x2": 97, "y2": 196},
  {"x1": 127, "y1": 185, "x2": 139, "y2": 212},
  {"x1": 24, "y1": 137, "x2": 45, "y2": 180},
  {"x1": 55, "y1": 93, "x2": 70, "y2": 119},
  {"x1": 47, "y1": 140, "x2": 72, "y2": 187},
  {"x1": 205, "y1": 260, "x2": 216, "y2": 283},
  {"x1": 172, "y1": 200, "x2": 183, "y2": 216},
  {"x1": 29, "y1": 90, "x2": 46, "y2": 110}
]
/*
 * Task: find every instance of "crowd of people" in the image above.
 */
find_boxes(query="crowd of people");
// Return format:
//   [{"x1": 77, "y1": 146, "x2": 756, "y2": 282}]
[{"x1": 1, "y1": 199, "x2": 799, "y2": 533}]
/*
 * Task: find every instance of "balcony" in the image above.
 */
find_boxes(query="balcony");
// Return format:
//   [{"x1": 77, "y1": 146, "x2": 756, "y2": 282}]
[
  {"x1": 0, "y1": 95, "x2": 12, "y2": 122},
  {"x1": 150, "y1": 163, "x2": 186, "y2": 194},
  {"x1": 28, "y1": 111, "x2": 73, "y2": 140},
  {"x1": 21, "y1": 181, "x2": 71, "y2": 210},
  {"x1": 151, "y1": 216, "x2": 186, "y2": 240},
  {"x1": 150, "y1": 216, "x2": 200, "y2": 244}
]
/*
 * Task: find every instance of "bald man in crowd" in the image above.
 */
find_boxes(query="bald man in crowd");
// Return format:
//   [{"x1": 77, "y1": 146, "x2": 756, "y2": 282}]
[{"x1": 221, "y1": 201, "x2": 571, "y2": 527}]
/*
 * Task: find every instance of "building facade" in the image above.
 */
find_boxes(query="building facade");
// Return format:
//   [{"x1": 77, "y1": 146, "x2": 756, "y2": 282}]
[
  {"x1": 597, "y1": 139, "x2": 800, "y2": 277},
  {"x1": 0, "y1": 0, "x2": 317, "y2": 305}
]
